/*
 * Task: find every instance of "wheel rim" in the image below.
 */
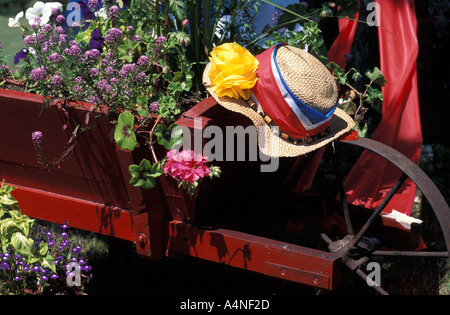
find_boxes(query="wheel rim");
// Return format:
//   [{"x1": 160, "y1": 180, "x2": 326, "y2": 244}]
[{"x1": 319, "y1": 137, "x2": 450, "y2": 295}]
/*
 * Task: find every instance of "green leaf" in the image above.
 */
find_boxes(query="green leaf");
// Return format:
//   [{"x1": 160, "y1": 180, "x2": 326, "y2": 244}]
[
  {"x1": 118, "y1": 39, "x2": 139, "y2": 62},
  {"x1": 0, "y1": 193, "x2": 18, "y2": 206},
  {"x1": 137, "y1": 95, "x2": 149, "y2": 117},
  {"x1": 114, "y1": 111, "x2": 137, "y2": 151},
  {"x1": 355, "y1": 121, "x2": 368, "y2": 138},
  {"x1": 37, "y1": 242, "x2": 48, "y2": 256},
  {"x1": 74, "y1": 29, "x2": 93, "y2": 45},
  {"x1": 365, "y1": 67, "x2": 387, "y2": 87},
  {"x1": 10, "y1": 232, "x2": 34, "y2": 256},
  {"x1": 339, "y1": 99, "x2": 357, "y2": 115},
  {"x1": 365, "y1": 85, "x2": 383, "y2": 111},
  {"x1": 41, "y1": 255, "x2": 56, "y2": 272},
  {"x1": 154, "y1": 124, "x2": 183, "y2": 150},
  {"x1": 128, "y1": 160, "x2": 163, "y2": 190},
  {"x1": 141, "y1": 177, "x2": 156, "y2": 190}
]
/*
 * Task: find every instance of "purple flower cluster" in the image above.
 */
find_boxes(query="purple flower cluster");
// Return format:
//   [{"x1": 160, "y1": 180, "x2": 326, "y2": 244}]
[
  {"x1": 83, "y1": 49, "x2": 101, "y2": 64},
  {"x1": 0, "y1": 223, "x2": 92, "y2": 292},
  {"x1": 109, "y1": 5, "x2": 120, "y2": 22},
  {"x1": 48, "y1": 52, "x2": 62, "y2": 63},
  {"x1": 66, "y1": 42, "x2": 82, "y2": 56},
  {"x1": 118, "y1": 63, "x2": 136, "y2": 78},
  {"x1": 149, "y1": 36, "x2": 166, "y2": 57},
  {"x1": 149, "y1": 101, "x2": 160, "y2": 112},
  {"x1": 88, "y1": 0, "x2": 99, "y2": 10},
  {"x1": 14, "y1": 0, "x2": 180, "y2": 114},
  {"x1": 30, "y1": 67, "x2": 46, "y2": 81},
  {"x1": 104, "y1": 28, "x2": 123, "y2": 44},
  {"x1": 51, "y1": 74, "x2": 62, "y2": 86},
  {"x1": 137, "y1": 55, "x2": 149, "y2": 68},
  {"x1": 97, "y1": 79, "x2": 113, "y2": 93},
  {"x1": 32, "y1": 131, "x2": 43, "y2": 144}
]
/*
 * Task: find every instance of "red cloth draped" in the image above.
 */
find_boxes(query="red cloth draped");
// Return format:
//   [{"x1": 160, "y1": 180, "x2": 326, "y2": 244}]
[
  {"x1": 296, "y1": 1, "x2": 422, "y2": 217},
  {"x1": 343, "y1": 0, "x2": 422, "y2": 215}
]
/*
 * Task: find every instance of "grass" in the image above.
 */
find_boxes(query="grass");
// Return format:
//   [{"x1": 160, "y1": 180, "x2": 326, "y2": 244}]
[{"x1": 0, "y1": 15, "x2": 24, "y2": 68}]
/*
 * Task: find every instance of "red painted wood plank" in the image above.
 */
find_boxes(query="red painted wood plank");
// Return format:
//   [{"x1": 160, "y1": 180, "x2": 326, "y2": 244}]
[
  {"x1": 8, "y1": 183, "x2": 136, "y2": 242},
  {"x1": 165, "y1": 220, "x2": 342, "y2": 290}
]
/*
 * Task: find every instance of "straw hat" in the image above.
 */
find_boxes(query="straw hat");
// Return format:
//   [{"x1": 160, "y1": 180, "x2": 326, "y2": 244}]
[{"x1": 203, "y1": 43, "x2": 355, "y2": 157}]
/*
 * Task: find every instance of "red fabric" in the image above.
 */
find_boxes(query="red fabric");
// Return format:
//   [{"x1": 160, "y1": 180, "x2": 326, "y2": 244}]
[
  {"x1": 254, "y1": 45, "x2": 331, "y2": 138},
  {"x1": 295, "y1": 9, "x2": 359, "y2": 192},
  {"x1": 343, "y1": 0, "x2": 422, "y2": 215}
]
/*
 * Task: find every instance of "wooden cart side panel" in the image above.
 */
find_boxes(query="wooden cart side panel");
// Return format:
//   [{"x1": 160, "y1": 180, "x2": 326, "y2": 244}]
[
  {"x1": 165, "y1": 221, "x2": 342, "y2": 290},
  {"x1": 0, "y1": 89, "x2": 132, "y2": 208}
]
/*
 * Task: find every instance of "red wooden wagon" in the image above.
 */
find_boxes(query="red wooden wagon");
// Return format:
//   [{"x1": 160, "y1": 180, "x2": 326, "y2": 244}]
[{"x1": 1, "y1": 88, "x2": 449, "y2": 294}]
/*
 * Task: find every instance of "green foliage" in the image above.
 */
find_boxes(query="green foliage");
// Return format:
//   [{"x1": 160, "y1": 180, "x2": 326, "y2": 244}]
[
  {"x1": 0, "y1": 182, "x2": 36, "y2": 259},
  {"x1": 0, "y1": 182, "x2": 56, "y2": 291},
  {"x1": 154, "y1": 123, "x2": 183, "y2": 150},
  {"x1": 184, "y1": 0, "x2": 261, "y2": 89},
  {"x1": 129, "y1": 159, "x2": 163, "y2": 189},
  {"x1": 365, "y1": 67, "x2": 387, "y2": 87},
  {"x1": 127, "y1": 122, "x2": 182, "y2": 190},
  {"x1": 114, "y1": 111, "x2": 137, "y2": 151}
]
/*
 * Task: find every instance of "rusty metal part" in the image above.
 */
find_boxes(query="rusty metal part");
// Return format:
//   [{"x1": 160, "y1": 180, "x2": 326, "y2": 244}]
[{"x1": 372, "y1": 250, "x2": 449, "y2": 257}]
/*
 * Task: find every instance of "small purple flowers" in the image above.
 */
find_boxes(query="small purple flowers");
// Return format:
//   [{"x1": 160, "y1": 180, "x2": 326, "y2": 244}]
[
  {"x1": 30, "y1": 67, "x2": 46, "y2": 81},
  {"x1": 67, "y1": 43, "x2": 82, "y2": 56},
  {"x1": 137, "y1": 55, "x2": 149, "y2": 68},
  {"x1": 118, "y1": 63, "x2": 136, "y2": 78},
  {"x1": 149, "y1": 101, "x2": 160, "y2": 112},
  {"x1": 109, "y1": 5, "x2": 120, "y2": 21},
  {"x1": 83, "y1": 48, "x2": 101, "y2": 63},
  {"x1": 32, "y1": 131, "x2": 43, "y2": 145},
  {"x1": 50, "y1": 74, "x2": 62, "y2": 85},
  {"x1": 90, "y1": 67, "x2": 99, "y2": 77},
  {"x1": 0, "y1": 221, "x2": 92, "y2": 294},
  {"x1": 104, "y1": 27, "x2": 123, "y2": 44},
  {"x1": 48, "y1": 52, "x2": 62, "y2": 62}
]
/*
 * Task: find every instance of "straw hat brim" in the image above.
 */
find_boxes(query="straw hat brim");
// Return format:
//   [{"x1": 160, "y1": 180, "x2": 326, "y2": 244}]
[{"x1": 203, "y1": 62, "x2": 356, "y2": 158}]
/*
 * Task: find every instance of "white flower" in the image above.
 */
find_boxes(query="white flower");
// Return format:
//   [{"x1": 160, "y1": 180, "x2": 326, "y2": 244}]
[
  {"x1": 25, "y1": 1, "x2": 63, "y2": 26},
  {"x1": 45, "y1": 2, "x2": 63, "y2": 12},
  {"x1": 8, "y1": 11, "x2": 24, "y2": 28},
  {"x1": 95, "y1": 8, "x2": 108, "y2": 20}
]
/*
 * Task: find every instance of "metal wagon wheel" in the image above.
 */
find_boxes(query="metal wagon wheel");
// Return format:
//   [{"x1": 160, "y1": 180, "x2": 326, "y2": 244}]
[{"x1": 313, "y1": 136, "x2": 450, "y2": 295}]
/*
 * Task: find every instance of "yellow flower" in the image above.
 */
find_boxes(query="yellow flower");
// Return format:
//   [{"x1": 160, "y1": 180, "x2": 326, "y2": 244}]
[{"x1": 208, "y1": 43, "x2": 259, "y2": 100}]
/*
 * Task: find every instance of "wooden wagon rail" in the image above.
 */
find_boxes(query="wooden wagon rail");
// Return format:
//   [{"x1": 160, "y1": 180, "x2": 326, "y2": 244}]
[{"x1": 1, "y1": 90, "x2": 449, "y2": 294}]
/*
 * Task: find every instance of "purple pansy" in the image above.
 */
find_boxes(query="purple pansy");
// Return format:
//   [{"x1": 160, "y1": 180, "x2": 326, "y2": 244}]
[
  {"x1": 14, "y1": 48, "x2": 29, "y2": 65},
  {"x1": 89, "y1": 28, "x2": 104, "y2": 51}
]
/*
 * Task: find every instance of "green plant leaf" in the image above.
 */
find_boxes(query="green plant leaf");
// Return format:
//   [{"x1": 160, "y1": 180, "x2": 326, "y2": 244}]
[
  {"x1": 10, "y1": 232, "x2": 34, "y2": 256},
  {"x1": 128, "y1": 159, "x2": 163, "y2": 190},
  {"x1": 339, "y1": 99, "x2": 357, "y2": 115},
  {"x1": 154, "y1": 123, "x2": 183, "y2": 150},
  {"x1": 118, "y1": 39, "x2": 139, "y2": 62},
  {"x1": 365, "y1": 85, "x2": 383, "y2": 111},
  {"x1": 136, "y1": 95, "x2": 149, "y2": 117},
  {"x1": 365, "y1": 67, "x2": 387, "y2": 87},
  {"x1": 37, "y1": 242, "x2": 48, "y2": 256},
  {"x1": 355, "y1": 121, "x2": 368, "y2": 138},
  {"x1": 114, "y1": 111, "x2": 137, "y2": 151},
  {"x1": 41, "y1": 255, "x2": 56, "y2": 272}
]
